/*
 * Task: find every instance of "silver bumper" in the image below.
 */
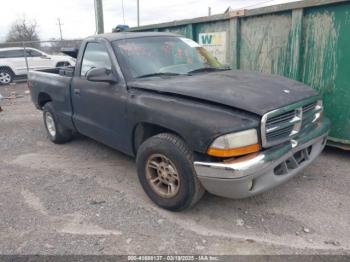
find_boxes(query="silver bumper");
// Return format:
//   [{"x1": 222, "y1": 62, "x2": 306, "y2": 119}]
[{"x1": 194, "y1": 118, "x2": 330, "y2": 199}]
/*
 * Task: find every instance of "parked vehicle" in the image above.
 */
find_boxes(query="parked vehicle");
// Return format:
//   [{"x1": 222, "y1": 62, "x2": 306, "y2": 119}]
[
  {"x1": 0, "y1": 47, "x2": 75, "y2": 84},
  {"x1": 28, "y1": 32, "x2": 330, "y2": 211}
]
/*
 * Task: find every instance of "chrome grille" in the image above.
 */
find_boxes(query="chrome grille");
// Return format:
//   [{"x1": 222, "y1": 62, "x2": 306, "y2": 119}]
[
  {"x1": 303, "y1": 102, "x2": 317, "y2": 114},
  {"x1": 261, "y1": 98, "x2": 322, "y2": 148}
]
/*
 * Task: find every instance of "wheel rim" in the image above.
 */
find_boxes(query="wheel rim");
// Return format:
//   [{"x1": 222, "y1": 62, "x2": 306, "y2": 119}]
[
  {"x1": 145, "y1": 154, "x2": 180, "y2": 198},
  {"x1": 0, "y1": 72, "x2": 11, "y2": 84},
  {"x1": 45, "y1": 112, "x2": 56, "y2": 137}
]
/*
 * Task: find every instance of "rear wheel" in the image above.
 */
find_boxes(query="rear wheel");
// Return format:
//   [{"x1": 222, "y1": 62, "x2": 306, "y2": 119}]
[
  {"x1": 136, "y1": 133, "x2": 205, "y2": 211},
  {"x1": 43, "y1": 102, "x2": 72, "y2": 144},
  {"x1": 0, "y1": 68, "x2": 14, "y2": 85}
]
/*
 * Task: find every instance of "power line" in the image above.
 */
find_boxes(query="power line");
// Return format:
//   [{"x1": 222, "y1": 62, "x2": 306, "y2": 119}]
[
  {"x1": 226, "y1": 0, "x2": 277, "y2": 14},
  {"x1": 241, "y1": 0, "x2": 277, "y2": 10}
]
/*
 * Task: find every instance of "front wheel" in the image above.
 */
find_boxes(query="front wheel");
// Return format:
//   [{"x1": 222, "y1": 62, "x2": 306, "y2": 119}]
[
  {"x1": 43, "y1": 102, "x2": 72, "y2": 144},
  {"x1": 0, "y1": 68, "x2": 14, "y2": 85},
  {"x1": 136, "y1": 133, "x2": 205, "y2": 211}
]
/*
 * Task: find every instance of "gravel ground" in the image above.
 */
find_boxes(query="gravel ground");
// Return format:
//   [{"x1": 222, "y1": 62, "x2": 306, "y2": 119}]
[{"x1": 0, "y1": 83, "x2": 350, "y2": 255}]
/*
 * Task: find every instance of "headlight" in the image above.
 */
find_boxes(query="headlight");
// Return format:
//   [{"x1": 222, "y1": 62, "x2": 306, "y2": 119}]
[
  {"x1": 313, "y1": 100, "x2": 323, "y2": 123},
  {"x1": 207, "y1": 129, "x2": 260, "y2": 157}
]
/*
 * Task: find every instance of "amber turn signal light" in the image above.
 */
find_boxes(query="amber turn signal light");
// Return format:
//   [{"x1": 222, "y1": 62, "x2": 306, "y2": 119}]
[{"x1": 207, "y1": 143, "x2": 260, "y2": 157}]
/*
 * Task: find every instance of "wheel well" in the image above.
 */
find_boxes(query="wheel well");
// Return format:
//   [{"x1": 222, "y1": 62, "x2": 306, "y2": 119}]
[
  {"x1": 0, "y1": 66, "x2": 15, "y2": 76},
  {"x1": 38, "y1": 92, "x2": 52, "y2": 108},
  {"x1": 133, "y1": 123, "x2": 184, "y2": 155}
]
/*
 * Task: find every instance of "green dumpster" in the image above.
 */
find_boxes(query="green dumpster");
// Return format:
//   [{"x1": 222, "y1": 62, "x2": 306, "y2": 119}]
[{"x1": 129, "y1": 0, "x2": 350, "y2": 149}]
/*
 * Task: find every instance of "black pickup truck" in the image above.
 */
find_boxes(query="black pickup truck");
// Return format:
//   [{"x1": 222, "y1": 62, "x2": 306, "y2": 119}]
[{"x1": 29, "y1": 32, "x2": 330, "y2": 211}]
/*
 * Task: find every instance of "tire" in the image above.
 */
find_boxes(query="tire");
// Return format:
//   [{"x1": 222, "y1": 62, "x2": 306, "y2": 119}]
[
  {"x1": 43, "y1": 102, "x2": 72, "y2": 144},
  {"x1": 136, "y1": 133, "x2": 205, "y2": 211},
  {"x1": 0, "y1": 68, "x2": 14, "y2": 85}
]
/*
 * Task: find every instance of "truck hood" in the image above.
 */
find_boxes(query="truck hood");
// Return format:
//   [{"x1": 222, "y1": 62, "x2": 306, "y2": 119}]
[{"x1": 128, "y1": 70, "x2": 318, "y2": 116}]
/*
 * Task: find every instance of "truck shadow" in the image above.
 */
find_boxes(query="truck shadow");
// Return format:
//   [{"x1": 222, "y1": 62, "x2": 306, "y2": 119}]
[{"x1": 33, "y1": 133, "x2": 349, "y2": 248}]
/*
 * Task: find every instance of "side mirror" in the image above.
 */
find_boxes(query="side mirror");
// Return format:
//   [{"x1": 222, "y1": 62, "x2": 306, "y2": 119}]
[
  {"x1": 41, "y1": 55, "x2": 50, "y2": 59},
  {"x1": 86, "y1": 68, "x2": 118, "y2": 84}
]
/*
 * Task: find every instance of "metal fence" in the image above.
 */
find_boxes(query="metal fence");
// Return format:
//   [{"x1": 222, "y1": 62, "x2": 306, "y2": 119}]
[{"x1": 0, "y1": 39, "x2": 82, "y2": 83}]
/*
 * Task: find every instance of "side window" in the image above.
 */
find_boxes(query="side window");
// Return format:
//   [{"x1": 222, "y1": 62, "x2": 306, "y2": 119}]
[
  {"x1": 12, "y1": 50, "x2": 25, "y2": 58},
  {"x1": 80, "y1": 43, "x2": 112, "y2": 77},
  {"x1": 1, "y1": 50, "x2": 24, "y2": 58},
  {"x1": 27, "y1": 49, "x2": 42, "y2": 57}
]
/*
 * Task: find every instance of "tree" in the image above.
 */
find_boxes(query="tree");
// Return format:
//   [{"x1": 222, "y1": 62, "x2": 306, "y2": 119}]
[{"x1": 5, "y1": 17, "x2": 40, "y2": 47}]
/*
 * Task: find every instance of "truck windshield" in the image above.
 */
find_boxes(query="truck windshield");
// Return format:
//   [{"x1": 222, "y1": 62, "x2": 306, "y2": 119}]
[{"x1": 113, "y1": 36, "x2": 225, "y2": 79}]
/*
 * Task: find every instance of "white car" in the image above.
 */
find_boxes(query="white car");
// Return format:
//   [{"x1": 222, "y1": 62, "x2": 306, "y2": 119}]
[{"x1": 0, "y1": 47, "x2": 76, "y2": 84}]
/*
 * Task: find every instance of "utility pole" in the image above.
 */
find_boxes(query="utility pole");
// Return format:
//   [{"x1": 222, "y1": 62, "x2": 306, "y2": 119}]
[
  {"x1": 94, "y1": 0, "x2": 104, "y2": 34},
  {"x1": 137, "y1": 0, "x2": 140, "y2": 27},
  {"x1": 121, "y1": 0, "x2": 125, "y2": 24},
  {"x1": 208, "y1": 7, "x2": 211, "y2": 16},
  {"x1": 57, "y1": 18, "x2": 63, "y2": 40}
]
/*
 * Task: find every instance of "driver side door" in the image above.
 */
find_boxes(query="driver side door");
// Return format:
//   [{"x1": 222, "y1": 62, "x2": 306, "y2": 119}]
[{"x1": 71, "y1": 41, "x2": 129, "y2": 152}]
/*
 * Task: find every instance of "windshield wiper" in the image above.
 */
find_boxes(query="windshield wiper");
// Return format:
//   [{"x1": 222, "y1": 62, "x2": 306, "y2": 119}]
[
  {"x1": 187, "y1": 67, "x2": 231, "y2": 74},
  {"x1": 136, "y1": 72, "x2": 183, "y2": 79}
]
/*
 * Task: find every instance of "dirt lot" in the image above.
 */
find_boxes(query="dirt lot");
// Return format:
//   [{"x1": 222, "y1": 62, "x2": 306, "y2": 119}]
[{"x1": 0, "y1": 82, "x2": 350, "y2": 255}]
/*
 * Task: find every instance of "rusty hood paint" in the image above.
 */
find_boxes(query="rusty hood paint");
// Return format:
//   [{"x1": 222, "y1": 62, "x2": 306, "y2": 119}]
[{"x1": 128, "y1": 70, "x2": 318, "y2": 116}]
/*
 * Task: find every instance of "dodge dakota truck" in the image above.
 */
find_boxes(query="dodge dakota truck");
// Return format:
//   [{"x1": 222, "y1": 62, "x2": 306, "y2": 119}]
[{"x1": 28, "y1": 32, "x2": 330, "y2": 211}]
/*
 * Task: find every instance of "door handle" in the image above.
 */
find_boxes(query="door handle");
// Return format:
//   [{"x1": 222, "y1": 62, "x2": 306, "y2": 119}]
[{"x1": 74, "y1": 88, "x2": 80, "y2": 95}]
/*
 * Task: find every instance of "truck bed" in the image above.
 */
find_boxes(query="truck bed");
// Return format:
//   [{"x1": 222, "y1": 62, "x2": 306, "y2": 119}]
[
  {"x1": 28, "y1": 67, "x2": 75, "y2": 130},
  {"x1": 35, "y1": 66, "x2": 75, "y2": 77}
]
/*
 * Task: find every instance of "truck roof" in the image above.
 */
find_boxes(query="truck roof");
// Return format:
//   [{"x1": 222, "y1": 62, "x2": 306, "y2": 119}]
[{"x1": 87, "y1": 32, "x2": 180, "y2": 42}]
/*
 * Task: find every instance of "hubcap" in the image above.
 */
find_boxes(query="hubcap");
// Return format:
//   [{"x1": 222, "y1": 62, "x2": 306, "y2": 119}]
[
  {"x1": 45, "y1": 112, "x2": 56, "y2": 137},
  {"x1": 0, "y1": 72, "x2": 11, "y2": 84},
  {"x1": 146, "y1": 154, "x2": 180, "y2": 198}
]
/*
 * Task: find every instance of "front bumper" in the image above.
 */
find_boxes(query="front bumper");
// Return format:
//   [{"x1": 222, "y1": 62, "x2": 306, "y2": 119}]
[{"x1": 194, "y1": 118, "x2": 330, "y2": 199}]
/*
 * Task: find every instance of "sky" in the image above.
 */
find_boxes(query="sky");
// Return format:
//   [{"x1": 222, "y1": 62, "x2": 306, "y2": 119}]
[{"x1": 0, "y1": 0, "x2": 300, "y2": 42}]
